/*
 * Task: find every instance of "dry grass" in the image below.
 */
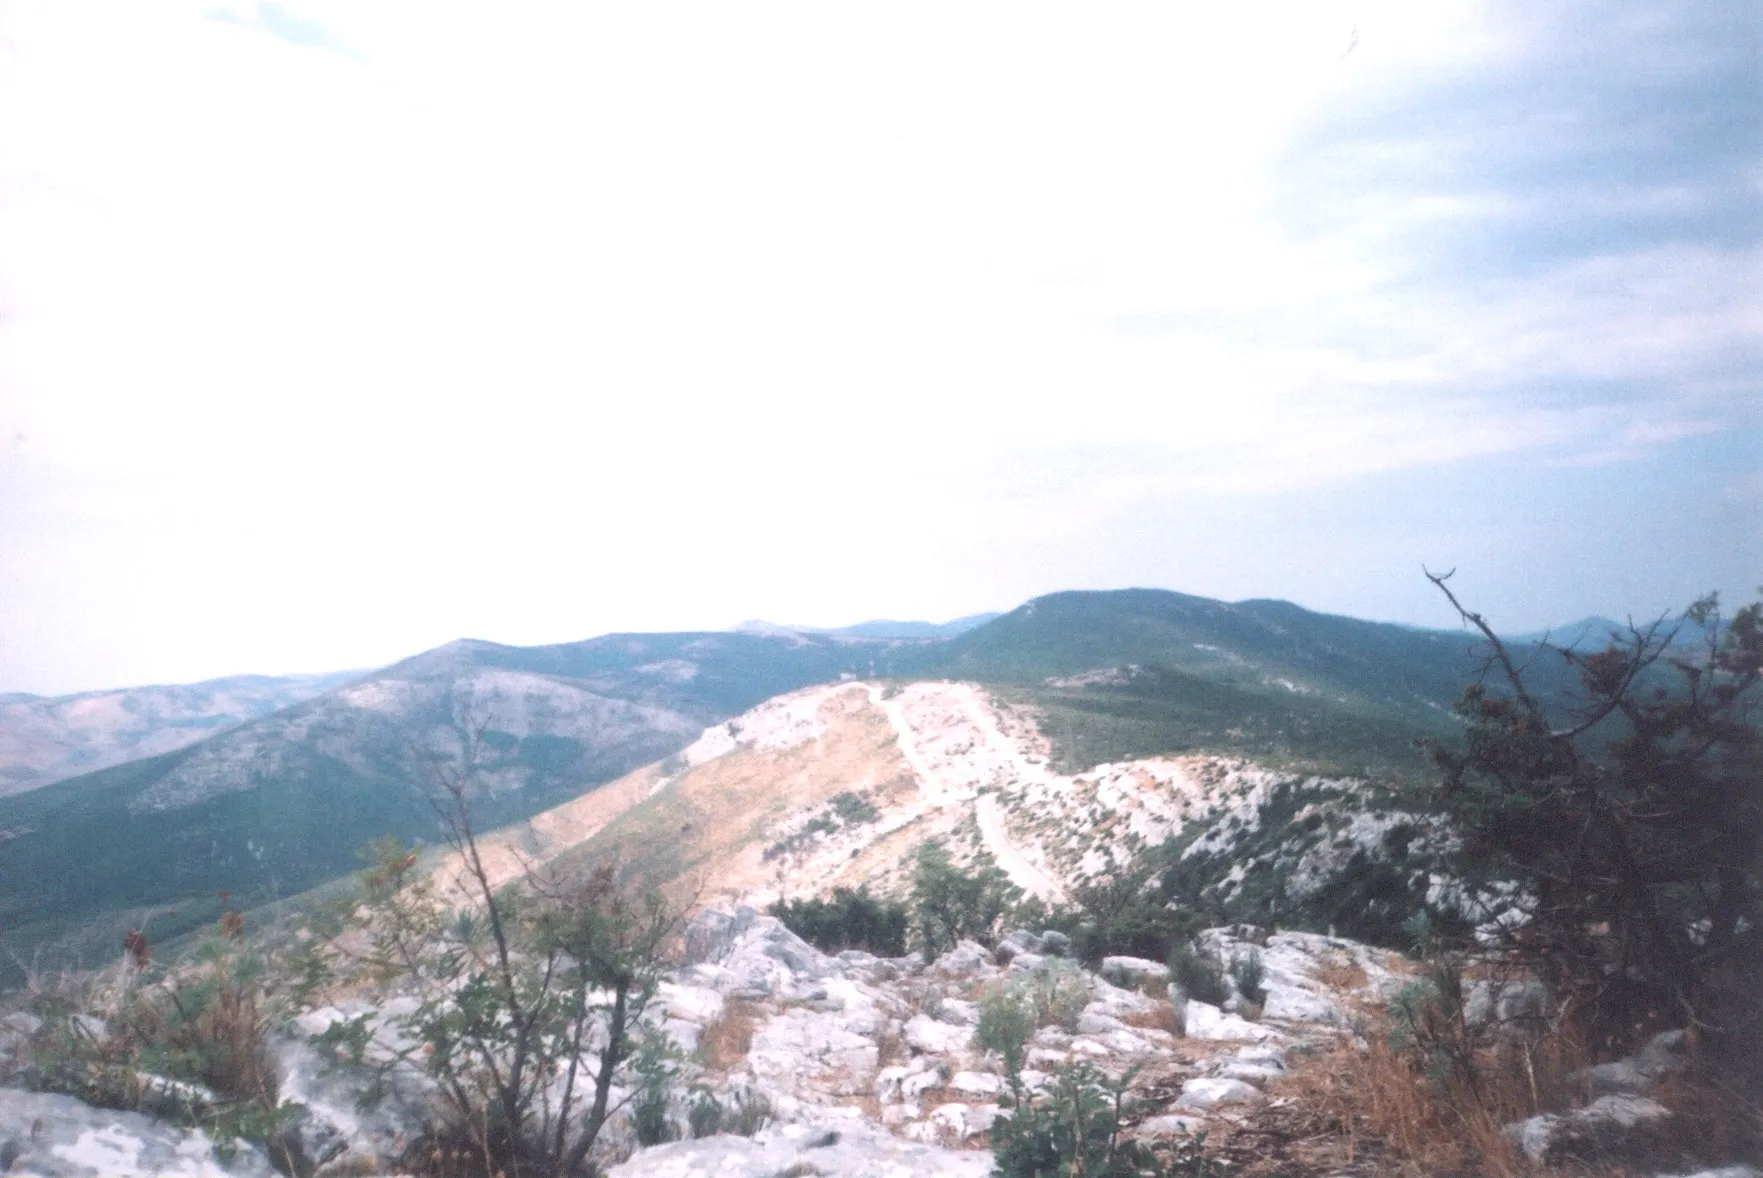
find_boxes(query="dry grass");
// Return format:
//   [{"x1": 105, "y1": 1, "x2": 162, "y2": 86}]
[
  {"x1": 1277, "y1": 1013, "x2": 1604, "y2": 1178},
  {"x1": 1649, "y1": 1068, "x2": 1763, "y2": 1172},
  {"x1": 698, "y1": 998, "x2": 759, "y2": 1072},
  {"x1": 1121, "y1": 1004, "x2": 1182, "y2": 1037},
  {"x1": 1281, "y1": 1034, "x2": 1521, "y2": 1176},
  {"x1": 1309, "y1": 953, "x2": 1369, "y2": 994},
  {"x1": 875, "y1": 1020, "x2": 906, "y2": 1067}
]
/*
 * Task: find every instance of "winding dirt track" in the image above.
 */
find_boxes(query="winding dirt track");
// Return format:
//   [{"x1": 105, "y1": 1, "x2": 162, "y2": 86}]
[{"x1": 868, "y1": 682, "x2": 1066, "y2": 902}]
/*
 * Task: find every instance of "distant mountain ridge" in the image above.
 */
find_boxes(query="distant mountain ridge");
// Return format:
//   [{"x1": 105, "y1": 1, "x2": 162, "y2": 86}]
[
  {"x1": 734, "y1": 613, "x2": 1002, "y2": 640},
  {"x1": 0, "y1": 672, "x2": 362, "y2": 797}
]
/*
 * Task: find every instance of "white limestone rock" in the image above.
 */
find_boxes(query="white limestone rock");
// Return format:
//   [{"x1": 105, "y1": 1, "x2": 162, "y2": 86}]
[
  {"x1": 949, "y1": 1070, "x2": 1003, "y2": 1097},
  {"x1": 1575, "y1": 1029, "x2": 1689, "y2": 1097},
  {"x1": 1504, "y1": 1094, "x2": 1673, "y2": 1165},
  {"x1": 929, "y1": 941, "x2": 993, "y2": 978},
  {"x1": 1183, "y1": 1001, "x2": 1278, "y2": 1042},
  {"x1": 1176, "y1": 1077, "x2": 1265, "y2": 1111},
  {"x1": 0, "y1": 1088, "x2": 274, "y2": 1177},
  {"x1": 605, "y1": 1120, "x2": 993, "y2": 1177},
  {"x1": 903, "y1": 1013, "x2": 973, "y2": 1055}
]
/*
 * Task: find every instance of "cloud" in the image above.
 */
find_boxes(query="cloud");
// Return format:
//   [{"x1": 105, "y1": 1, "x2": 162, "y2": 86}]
[
  {"x1": 208, "y1": 1, "x2": 354, "y2": 56},
  {"x1": 1283, "y1": 0, "x2": 1761, "y2": 271}
]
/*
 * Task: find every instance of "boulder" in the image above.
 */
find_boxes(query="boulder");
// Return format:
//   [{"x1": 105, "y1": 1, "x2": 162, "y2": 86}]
[
  {"x1": 1575, "y1": 1029, "x2": 1688, "y2": 1097},
  {"x1": 718, "y1": 917, "x2": 835, "y2": 998},
  {"x1": 749, "y1": 1008, "x2": 880, "y2": 1095},
  {"x1": 1175, "y1": 1077, "x2": 1264, "y2": 1111},
  {"x1": 0, "y1": 1088, "x2": 274, "y2": 1177},
  {"x1": 1259, "y1": 981, "x2": 1341, "y2": 1025},
  {"x1": 1504, "y1": 1094, "x2": 1672, "y2": 1165},
  {"x1": 3, "y1": 1011, "x2": 44, "y2": 1036},
  {"x1": 1183, "y1": 1001, "x2": 1278, "y2": 1042},
  {"x1": 903, "y1": 1014, "x2": 972, "y2": 1055},
  {"x1": 274, "y1": 1005, "x2": 438, "y2": 1175},
  {"x1": 994, "y1": 931, "x2": 1039, "y2": 965},
  {"x1": 1137, "y1": 1113, "x2": 1206, "y2": 1137},
  {"x1": 929, "y1": 941, "x2": 992, "y2": 978},
  {"x1": 948, "y1": 1070, "x2": 1003, "y2": 1097}
]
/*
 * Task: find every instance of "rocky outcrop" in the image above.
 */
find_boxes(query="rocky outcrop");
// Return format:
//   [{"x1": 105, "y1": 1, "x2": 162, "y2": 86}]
[
  {"x1": 0, "y1": 1089, "x2": 273, "y2": 1177},
  {"x1": 1504, "y1": 1093, "x2": 1674, "y2": 1165}
]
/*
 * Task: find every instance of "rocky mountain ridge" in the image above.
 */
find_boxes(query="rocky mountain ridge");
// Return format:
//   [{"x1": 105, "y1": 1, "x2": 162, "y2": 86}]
[{"x1": 450, "y1": 679, "x2": 1409, "y2": 946}]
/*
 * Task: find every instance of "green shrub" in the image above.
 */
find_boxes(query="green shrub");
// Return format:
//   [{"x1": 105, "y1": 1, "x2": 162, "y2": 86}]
[
  {"x1": 769, "y1": 888, "x2": 909, "y2": 956},
  {"x1": 629, "y1": 1033, "x2": 683, "y2": 1147},
  {"x1": 991, "y1": 1063, "x2": 1226, "y2": 1177},
  {"x1": 687, "y1": 1088, "x2": 723, "y2": 1138},
  {"x1": 977, "y1": 961, "x2": 1091, "y2": 1104},
  {"x1": 723, "y1": 1088, "x2": 773, "y2": 1136},
  {"x1": 1168, "y1": 941, "x2": 1228, "y2": 1007},
  {"x1": 911, "y1": 842, "x2": 1021, "y2": 956},
  {"x1": 1026, "y1": 960, "x2": 1089, "y2": 1032},
  {"x1": 976, "y1": 985, "x2": 1037, "y2": 1103},
  {"x1": 1228, "y1": 949, "x2": 1266, "y2": 1007},
  {"x1": 15, "y1": 922, "x2": 298, "y2": 1172}
]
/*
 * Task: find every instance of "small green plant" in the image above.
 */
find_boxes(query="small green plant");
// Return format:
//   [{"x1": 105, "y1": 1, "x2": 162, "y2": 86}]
[
  {"x1": 977, "y1": 961, "x2": 1091, "y2": 1105},
  {"x1": 723, "y1": 1087, "x2": 773, "y2": 1136},
  {"x1": 1168, "y1": 941, "x2": 1228, "y2": 1007},
  {"x1": 976, "y1": 984, "x2": 1037, "y2": 1104},
  {"x1": 1228, "y1": 949, "x2": 1266, "y2": 1007},
  {"x1": 687, "y1": 1087, "x2": 723, "y2": 1138},
  {"x1": 991, "y1": 1062, "x2": 1226, "y2": 1177},
  {"x1": 1026, "y1": 960, "x2": 1089, "y2": 1032},
  {"x1": 629, "y1": 1032, "x2": 684, "y2": 1147},
  {"x1": 1387, "y1": 957, "x2": 1479, "y2": 1097}
]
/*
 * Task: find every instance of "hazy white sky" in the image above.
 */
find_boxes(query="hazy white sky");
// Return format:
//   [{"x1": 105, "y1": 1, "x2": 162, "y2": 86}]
[{"x1": 1, "y1": 0, "x2": 1758, "y2": 694}]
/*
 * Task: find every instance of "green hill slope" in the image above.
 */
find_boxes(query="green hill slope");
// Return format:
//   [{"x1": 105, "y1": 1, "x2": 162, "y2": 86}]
[
  {"x1": 0, "y1": 632, "x2": 897, "y2": 982},
  {"x1": 910, "y1": 588, "x2": 1574, "y2": 777}
]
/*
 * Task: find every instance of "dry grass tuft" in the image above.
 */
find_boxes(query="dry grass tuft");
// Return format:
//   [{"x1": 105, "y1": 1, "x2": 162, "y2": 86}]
[
  {"x1": 1122, "y1": 1004, "x2": 1182, "y2": 1037},
  {"x1": 1649, "y1": 1068, "x2": 1763, "y2": 1172},
  {"x1": 875, "y1": 1020, "x2": 906, "y2": 1067},
  {"x1": 1277, "y1": 1014, "x2": 1604, "y2": 1178},
  {"x1": 698, "y1": 997, "x2": 759, "y2": 1072},
  {"x1": 1310, "y1": 953, "x2": 1370, "y2": 995}
]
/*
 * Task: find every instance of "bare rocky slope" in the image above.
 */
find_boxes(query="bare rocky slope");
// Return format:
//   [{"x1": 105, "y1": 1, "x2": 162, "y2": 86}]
[{"x1": 452, "y1": 679, "x2": 1420, "y2": 942}]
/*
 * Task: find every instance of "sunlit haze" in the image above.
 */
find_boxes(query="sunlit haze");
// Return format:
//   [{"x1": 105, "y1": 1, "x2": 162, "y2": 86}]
[{"x1": 2, "y1": 0, "x2": 1758, "y2": 694}]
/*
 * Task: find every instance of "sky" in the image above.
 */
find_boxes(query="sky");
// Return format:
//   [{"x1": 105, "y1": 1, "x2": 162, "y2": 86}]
[{"x1": 0, "y1": 0, "x2": 1758, "y2": 695}]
